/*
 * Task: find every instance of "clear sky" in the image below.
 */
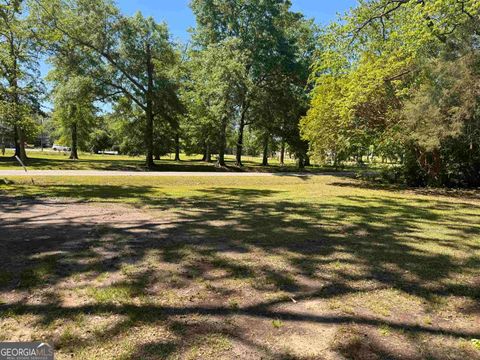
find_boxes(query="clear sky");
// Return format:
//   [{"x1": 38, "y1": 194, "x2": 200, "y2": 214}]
[{"x1": 115, "y1": 0, "x2": 358, "y2": 43}]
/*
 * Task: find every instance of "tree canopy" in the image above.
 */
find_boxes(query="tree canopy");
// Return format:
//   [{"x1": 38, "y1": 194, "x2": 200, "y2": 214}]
[
  {"x1": 0, "y1": 0, "x2": 478, "y2": 186},
  {"x1": 301, "y1": 0, "x2": 480, "y2": 185}
]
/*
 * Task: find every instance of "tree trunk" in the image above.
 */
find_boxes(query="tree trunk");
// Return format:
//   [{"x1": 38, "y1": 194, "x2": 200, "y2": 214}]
[
  {"x1": 10, "y1": 41, "x2": 27, "y2": 163},
  {"x1": 69, "y1": 122, "x2": 79, "y2": 160},
  {"x1": 235, "y1": 121, "x2": 245, "y2": 167},
  {"x1": 205, "y1": 143, "x2": 212, "y2": 163},
  {"x1": 217, "y1": 149, "x2": 226, "y2": 167},
  {"x1": 430, "y1": 149, "x2": 442, "y2": 182},
  {"x1": 154, "y1": 152, "x2": 161, "y2": 161},
  {"x1": 298, "y1": 156, "x2": 305, "y2": 169},
  {"x1": 304, "y1": 155, "x2": 311, "y2": 167},
  {"x1": 14, "y1": 126, "x2": 27, "y2": 162},
  {"x1": 262, "y1": 133, "x2": 269, "y2": 166},
  {"x1": 13, "y1": 125, "x2": 20, "y2": 157},
  {"x1": 145, "y1": 107, "x2": 154, "y2": 169},
  {"x1": 145, "y1": 44, "x2": 155, "y2": 169},
  {"x1": 217, "y1": 118, "x2": 227, "y2": 167},
  {"x1": 236, "y1": 104, "x2": 248, "y2": 167},
  {"x1": 174, "y1": 132, "x2": 180, "y2": 161},
  {"x1": 280, "y1": 139, "x2": 285, "y2": 166},
  {"x1": 1, "y1": 134, "x2": 5, "y2": 156}
]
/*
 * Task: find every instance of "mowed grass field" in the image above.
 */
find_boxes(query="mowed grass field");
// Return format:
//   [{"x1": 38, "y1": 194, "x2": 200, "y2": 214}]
[
  {"x1": 0, "y1": 174, "x2": 479, "y2": 359},
  {"x1": 0, "y1": 150, "x2": 305, "y2": 172}
]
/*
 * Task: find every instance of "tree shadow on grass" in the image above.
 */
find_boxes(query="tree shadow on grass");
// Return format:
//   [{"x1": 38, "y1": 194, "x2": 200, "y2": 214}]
[
  {"x1": 0, "y1": 185, "x2": 479, "y2": 358},
  {"x1": 330, "y1": 180, "x2": 480, "y2": 202},
  {"x1": 0, "y1": 153, "x2": 352, "y2": 175},
  {"x1": 0, "y1": 156, "x2": 146, "y2": 171}
]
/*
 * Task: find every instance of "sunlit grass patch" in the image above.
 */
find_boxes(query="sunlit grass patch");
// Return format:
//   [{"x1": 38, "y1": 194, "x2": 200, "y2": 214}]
[
  {"x1": 472, "y1": 339, "x2": 480, "y2": 350},
  {"x1": 185, "y1": 333, "x2": 233, "y2": 359},
  {"x1": 87, "y1": 281, "x2": 145, "y2": 304},
  {"x1": 272, "y1": 319, "x2": 285, "y2": 329}
]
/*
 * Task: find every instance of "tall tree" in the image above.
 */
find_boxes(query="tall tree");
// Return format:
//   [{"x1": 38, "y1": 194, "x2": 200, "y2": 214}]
[
  {"x1": 190, "y1": 0, "x2": 302, "y2": 166},
  {"x1": 185, "y1": 38, "x2": 247, "y2": 167},
  {"x1": 0, "y1": 0, "x2": 43, "y2": 162},
  {"x1": 301, "y1": 0, "x2": 480, "y2": 184},
  {"x1": 247, "y1": 13, "x2": 317, "y2": 168},
  {"x1": 50, "y1": 75, "x2": 96, "y2": 159},
  {"x1": 47, "y1": 36, "x2": 98, "y2": 160},
  {"x1": 33, "y1": 0, "x2": 181, "y2": 168}
]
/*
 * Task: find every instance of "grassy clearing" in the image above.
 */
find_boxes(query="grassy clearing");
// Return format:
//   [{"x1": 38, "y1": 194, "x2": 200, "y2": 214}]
[
  {"x1": 0, "y1": 175, "x2": 479, "y2": 359},
  {"x1": 0, "y1": 149, "x2": 387, "y2": 173},
  {"x1": 0, "y1": 149, "x2": 311, "y2": 172}
]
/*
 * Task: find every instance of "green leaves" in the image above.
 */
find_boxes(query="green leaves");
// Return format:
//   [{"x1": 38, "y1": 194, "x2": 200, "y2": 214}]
[
  {"x1": 301, "y1": 0, "x2": 480, "y2": 169},
  {"x1": 401, "y1": 55, "x2": 480, "y2": 151},
  {"x1": 182, "y1": 38, "x2": 247, "y2": 150},
  {"x1": 33, "y1": 0, "x2": 183, "y2": 164},
  {"x1": 0, "y1": 0, "x2": 45, "y2": 153}
]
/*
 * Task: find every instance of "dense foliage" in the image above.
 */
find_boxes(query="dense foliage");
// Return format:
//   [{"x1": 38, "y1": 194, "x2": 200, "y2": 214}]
[
  {"x1": 301, "y1": 0, "x2": 480, "y2": 186},
  {"x1": 0, "y1": 0, "x2": 478, "y2": 186},
  {"x1": 0, "y1": 0, "x2": 44, "y2": 161}
]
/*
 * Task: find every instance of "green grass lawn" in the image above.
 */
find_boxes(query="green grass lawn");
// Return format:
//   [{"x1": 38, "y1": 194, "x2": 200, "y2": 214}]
[
  {"x1": 0, "y1": 150, "x2": 149, "y2": 171},
  {"x1": 1, "y1": 175, "x2": 479, "y2": 359},
  {"x1": 0, "y1": 149, "x2": 384, "y2": 173},
  {"x1": 0, "y1": 149, "x2": 311, "y2": 172}
]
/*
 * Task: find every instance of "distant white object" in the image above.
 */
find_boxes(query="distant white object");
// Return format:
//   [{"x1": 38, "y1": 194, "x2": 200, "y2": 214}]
[
  {"x1": 52, "y1": 144, "x2": 71, "y2": 152},
  {"x1": 98, "y1": 150, "x2": 119, "y2": 155}
]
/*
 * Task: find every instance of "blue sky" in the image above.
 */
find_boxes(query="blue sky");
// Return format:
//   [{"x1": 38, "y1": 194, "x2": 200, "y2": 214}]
[{"x1": 116, "y1": 0, "x2": 358, "y2": 43}]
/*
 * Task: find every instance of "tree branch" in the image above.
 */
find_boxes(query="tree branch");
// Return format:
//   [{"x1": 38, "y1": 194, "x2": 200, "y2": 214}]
[{"x1": 32, "y1": 0, "x2": 147, "y2": 95}]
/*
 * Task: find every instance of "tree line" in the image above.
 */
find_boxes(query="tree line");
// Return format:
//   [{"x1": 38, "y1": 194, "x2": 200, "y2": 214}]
[
  {"x1": 1, "y1": 0, "x2": 479, "y2": 186},
  {"x1": 301, "y1": 0, "x2": 480, "y2": 186},
  {"x1": 0, "y1": 0, "x2": 317, "y2": 169}
]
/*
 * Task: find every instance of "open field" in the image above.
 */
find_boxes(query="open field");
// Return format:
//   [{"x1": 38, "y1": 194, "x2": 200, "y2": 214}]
[
  {"x1": 0, "y1": 150, "x2": 386, "y2": 174},
  {"x1": 0, "y1": 150, "x2": 307, "y2": 172},
  {"x1": 1, "y1": 174, "x2": 479, "y2": 359}
]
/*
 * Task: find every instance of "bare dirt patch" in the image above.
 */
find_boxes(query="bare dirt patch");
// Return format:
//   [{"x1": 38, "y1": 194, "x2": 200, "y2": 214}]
[{"x1": 1, "y1": 194, "x2": 479, "y2": 359}]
